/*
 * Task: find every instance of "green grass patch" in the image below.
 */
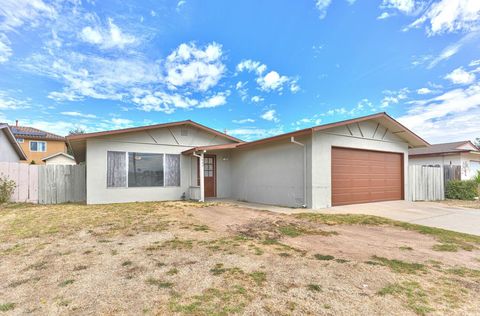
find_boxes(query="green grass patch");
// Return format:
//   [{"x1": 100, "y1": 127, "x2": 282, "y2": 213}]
[
  {"x1": 0, "y1": 303, "x2": 15, "y2": 312},
  {"x1": 371, "y1": 256, "x2": 425, "y2": 274},
  {"x1": 432, "y1": 243, "x2": 459, "y2": 252},
  {"x1": 378, "y1": 281, "x2": 433, "y2": 315},
  {"x1": 249, "y1": 271, "x2": 267, "y2": 286},
  {"x1": 167, "y1": 268, "x2": 179, "y2": 275},
  {"x1": 314, "y1": 254, "x2": 334, "y2": 261},
  {"x1": 446, "y1": 267, "x2": 480, "y2": 278},
  {"x1": 307, "y1": 284, "x2": 322, "y2": 292},
  {"x1": 59, "y1": 279, "x2": 75, "y2": 287},
  {"x1": 399, "y1": 246, "x2": 413, "y2": 251},
  {"x1": 296, "y1": 213, "x2": 480, "y2": 251},
  {"x1": 146, "y1": 277, "x2": 173, "y2": 289},
  {"x1": 121, "y1": 260, "x2": 132, "y2": 267}
]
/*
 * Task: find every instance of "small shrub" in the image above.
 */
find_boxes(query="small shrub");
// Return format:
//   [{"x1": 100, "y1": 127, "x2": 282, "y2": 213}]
[
  {"x1": 0, "y1": 303, "x2": 15, "y2": 312},
  {"x1": 445, "y1": 180, "x2": 477, "y2": 200},
  {"x1": 307, "y1": 284, "x2": 322, "y2": 292},
  {"x1": 0, "y1": 175, "x2": 16, "y2": 203},
  {"x1": 314, "y1": 254, "x2": 334, "y2": 261}
]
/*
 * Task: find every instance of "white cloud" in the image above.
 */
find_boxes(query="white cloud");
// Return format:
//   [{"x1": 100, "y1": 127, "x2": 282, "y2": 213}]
[
  {"x1": 398, "y1": 82, "x2": 480, "y2": 143},
  {"x1": 444, "y1": 67, "x2": 476, "y2": 84},
  {"x1": 377, "y1": 12, "x2": 392, "y2": 20},
  {"x1": 165, "y1": 42, "x2": 225, "y2": 92},
  {"x1": 426, "y1": 32, "x2": 479, "y2": 68},
  {"x1": 261, "y1": 109, "x2": 279, "y2": 122},
  {"x1": 0, "y1": 34, "x2": 12, "y2": 63},
  {"x1": 290, "y1": 82, "x2": 300, "y2": 93},
  {"x1": 132, "y1": 90, "x2": 198, "y2": 114},
  {"x1": 381, "y1": 88, "x2": 409, "y2": 108},
  {"x1": 381, "y1": 0, "x2": 417, "y2": 14},
  {"x1": 315, "y1": 0, "x2": 332, "y2": 19},
  {"x1": 294, "y1": 117, "x2": 322, "y2": 126},
  {"x1": 60, "y1": 111, "x2": 96, "y2": 118},
  {"x1": 258, "y1": 71, "x2": 289, "y2": 92},
  {"x1": 236, "y1": 60, "x2": 266, "y2": 75},
  {"x1": 0, "y1": 0, "x2": 57, "y2": 32},
  {"x1": 469, "y1": 59, "x2": 480, "y2": 67},
  {"x1": 109, "y1": 118, "x2": 133, "y2": 127},
  {"x1": 251, "y1": 95, "x2": 263, "y2": 103},
  {"x1": 198, "y1": 91, "x2": 229, "y2": 108},
  {"x1": 417, "y1": 87, "x2": 433, "y2": 94},
  {"x1": 228, "y1": 126, "x2": 284, "y2": 141},
  {"x1": 177, "y1": 0, "x2": 187, "y2": 11},
  {"x1": 232, "y1": 118, "x2": 255, "y2": 124},
  {"x1": 0, "y1": 91, "x2": 30, "y2": 110},
  {"x1": 408, "y1": 0, "x2": 480, "y2": 35},
  {"x1": 80, "y1": 18, "x2": 137, "y2": 50}
]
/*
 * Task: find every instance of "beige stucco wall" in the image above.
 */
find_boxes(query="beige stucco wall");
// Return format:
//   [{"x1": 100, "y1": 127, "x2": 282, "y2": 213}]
[
  {"x1": 44, "y1": 154, "x2": 76, "y2": 165},
  {"x1": 85, "y1": 125, "x2": 236, "y2": 204},
  {"x1": 311, "y1": 120, "x2": 410, "y2": 209},
  {"x1": 18, "y1": 139, "x2": 66, "y2": 165},
  {"x1": 0, "y1": 129, "x2": 20, "y2": 162},
  {"x1": 229, "y1": 135, "x2": 311, "y2": 208}
]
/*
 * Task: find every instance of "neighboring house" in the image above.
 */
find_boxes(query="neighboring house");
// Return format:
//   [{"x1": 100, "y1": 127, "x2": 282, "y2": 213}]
[
  {"x1": 0, "y1": 124, "x2": 27, "y2": 162},
  {"x1": 67, "y1": 112, "x2": 428, "y2": 208},
  {"x1": 409, "y1": 141, "x2": 480, "y2": 180},
  {"x1": 42, "y1": 152, "x2": 76, "y2": 165},
  {"x1": 9, "y1": 122, "x2": 67, "y2": 165}
]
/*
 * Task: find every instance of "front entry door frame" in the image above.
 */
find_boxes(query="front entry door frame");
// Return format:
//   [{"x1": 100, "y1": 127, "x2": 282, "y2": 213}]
[{"x1": 197, "y1": 154, "x2": 216, "y2": 198}]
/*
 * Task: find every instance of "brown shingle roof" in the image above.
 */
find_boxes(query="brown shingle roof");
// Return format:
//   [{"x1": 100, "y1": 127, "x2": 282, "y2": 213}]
[
  {"x1": 409, "y1": 141, "x2": 479, "y2": 156},
  {"x1": 9, "y1": 125, "x2": 65, "y2": 141}
]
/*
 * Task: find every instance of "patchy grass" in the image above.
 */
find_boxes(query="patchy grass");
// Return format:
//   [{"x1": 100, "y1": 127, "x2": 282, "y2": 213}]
[
  {"x1": 399, "y1": 246, "x2": 413, "y2": 251},
  {"x1": 296, "y1": 213, "x2": 480, "y2": 251},
  {"x1": 314, "y1": 254, "x2": 335, "y2": 261},
  {"x1": 378, "y1": 281, "x2": 433, "y2": 315},
  {"x1": 166, "y1": 268, "x2": 179, "y2": 275},
  {"x1": 307, "y1": 284, "x2": 322, "y2": 292},
  {"x1": 59, "y1": 279, "x2": 75, "y2": 287},
  {"x1": 0, "y1": 303, "x2": 15, "y2": 312},
  {"x1": 371, "y1": 256, "x2": 426, "y2": 274},
  {"x1": 146, "y1": 278, "x2": 173, "y2": 289},
  {"x1": 432, "y1": 243, "x2": 459, "y2": 252},
  {"x1": 249, "y1": 271, "x2": 267, "y2": 286},
  {"x1": 121, "y1": 260, "x2": 133, "y2": 267}
]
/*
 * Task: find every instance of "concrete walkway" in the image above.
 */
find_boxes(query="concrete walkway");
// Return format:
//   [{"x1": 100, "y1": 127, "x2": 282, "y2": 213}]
[{"x1": 215, "y1": 199, "x2": 480, "y2": 236}]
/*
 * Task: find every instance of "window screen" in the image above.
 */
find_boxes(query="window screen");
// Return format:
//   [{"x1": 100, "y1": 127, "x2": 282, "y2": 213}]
[
  {"x1": 165, "y1": 154, "x2": 180, "y2": 186},
  {"x1": 128, "y1": 153, "x2": 164, "y2": 187},
  {"x1": 30, "y1": 141, "x2": 46, "y2": 152},
  {"x1": 107, "y1": 151, "x2": 127, "y2": 187}
]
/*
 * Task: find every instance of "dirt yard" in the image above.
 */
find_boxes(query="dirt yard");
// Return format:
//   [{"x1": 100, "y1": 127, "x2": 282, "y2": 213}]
[
  {"x1": 1, "y1": 201, "x2": 480, "y2": 315},
  {"x1": 440, "y1": 199, "x2": 480, "y2": 210}
]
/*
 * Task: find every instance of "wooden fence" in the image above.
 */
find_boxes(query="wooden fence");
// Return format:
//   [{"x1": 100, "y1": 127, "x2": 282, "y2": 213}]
[
  {"x1": 444, "y1": 165, "x2": 462, "y2": 182},
  {"x1": 0, "y1": 162, "x2": 85, "y2": 204},
  {"x1": 408, "y1": 165, "x2": 444, "y2": 201}
]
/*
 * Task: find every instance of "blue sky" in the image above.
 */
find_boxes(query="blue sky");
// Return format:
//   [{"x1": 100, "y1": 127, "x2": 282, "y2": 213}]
[{"x1": 0, "y1": 0, "x2": 479, "y2": 143}]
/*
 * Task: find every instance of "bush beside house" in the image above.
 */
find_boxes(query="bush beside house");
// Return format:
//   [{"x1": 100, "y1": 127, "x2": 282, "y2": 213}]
[
  {"x1": 445, "y1": 180, "x2": 478, "y2": 200},
  {"x1": 0, "y1": 175, "x2": 16, "y2": 203}
]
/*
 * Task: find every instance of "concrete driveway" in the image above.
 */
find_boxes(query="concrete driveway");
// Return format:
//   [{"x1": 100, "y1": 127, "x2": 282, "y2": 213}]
[{"x1": 316, "y1": 200, "x2": 480, "y2": 236}]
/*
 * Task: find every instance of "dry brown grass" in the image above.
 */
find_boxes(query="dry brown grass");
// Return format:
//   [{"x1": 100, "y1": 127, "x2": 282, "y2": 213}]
[{"x1": 0, "y1": 201, "x2": 480, "y2": 315}]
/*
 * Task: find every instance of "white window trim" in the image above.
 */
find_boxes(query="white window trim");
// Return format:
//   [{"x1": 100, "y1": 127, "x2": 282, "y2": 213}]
[
  {"x1": 107, "y1": 151, "x2": 181, "y2": 189},
  {"x1": 29, "y1": 140, "x2": 47, "y2": 152}
]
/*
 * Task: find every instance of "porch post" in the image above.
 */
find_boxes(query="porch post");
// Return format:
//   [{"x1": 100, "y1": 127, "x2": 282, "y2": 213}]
[{"x1": 198, "y1": 152, "x2": 205, "y2": 202}]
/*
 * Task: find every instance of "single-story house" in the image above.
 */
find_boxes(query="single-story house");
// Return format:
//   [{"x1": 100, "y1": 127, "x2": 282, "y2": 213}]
[
  {"x1": 42, "y1": 152, "x2": 77, "y2": 165},
  {"x1": 409, "y1": 141, "x2": 480, "y2": 180},
  {"x1": 0, "y1": 123, "x2": 27, "y2": 162},
  {"x1": 67, "y1": 112, "x2": 428, "y2": 208}
]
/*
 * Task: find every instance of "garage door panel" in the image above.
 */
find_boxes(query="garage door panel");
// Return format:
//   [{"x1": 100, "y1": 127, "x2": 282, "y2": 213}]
[{"x1": 331, "y1": 147, "x2": 403, "y2": 206}]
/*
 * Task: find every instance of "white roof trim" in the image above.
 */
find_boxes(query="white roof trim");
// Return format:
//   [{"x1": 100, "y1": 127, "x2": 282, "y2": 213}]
[{"x1": 41, "y1": 152, "x2": 75, "y2": 161}]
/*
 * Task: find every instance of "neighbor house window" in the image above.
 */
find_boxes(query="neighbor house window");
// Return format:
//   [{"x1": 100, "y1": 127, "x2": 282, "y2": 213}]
[
  {"x1": 107, "y1": 151, "x2": 180, "y2": 188},
  {"x1": 30, "y1": 141, "x2": 46, "y2": 152},
  {"x1": 107, "y1": 151, "x2": 127, "y2": 187},
  {"x1": 16, "y1": 138, "x2": 24, "y2": 143},
  {"x1": 128, "y1": 153, "x2": 164, "y2": 187}
]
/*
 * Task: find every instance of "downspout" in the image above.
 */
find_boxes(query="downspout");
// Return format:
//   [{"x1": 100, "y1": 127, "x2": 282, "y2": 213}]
[
  {"x1": 192, "y1": 151, "x2": 205, "y2": 202},
  {"x1": 291, "y1": 137, "x2": 307, "y2": 208}
]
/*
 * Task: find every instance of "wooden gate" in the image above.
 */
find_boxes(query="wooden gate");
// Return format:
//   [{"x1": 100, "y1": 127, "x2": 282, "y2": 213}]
[
  {"x1": 408, "y1": 165, "x2": 444, "y2": 201},
  {"x1": 0, "y1": 162, "x2": 85, "y2": 204}
]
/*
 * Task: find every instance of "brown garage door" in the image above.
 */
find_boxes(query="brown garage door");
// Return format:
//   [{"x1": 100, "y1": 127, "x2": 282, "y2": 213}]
[{"x1": 332, "y1": 147, "x2": 403, "y2": 206}]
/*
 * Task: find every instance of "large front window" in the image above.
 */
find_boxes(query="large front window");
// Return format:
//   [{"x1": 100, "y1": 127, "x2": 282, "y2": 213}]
[
  {"x1": 106, "y1": 151, "x2": 180, "y2": 188},
  {"x1": 128, "y1": 153, "x2": 164, "y2": 187}
]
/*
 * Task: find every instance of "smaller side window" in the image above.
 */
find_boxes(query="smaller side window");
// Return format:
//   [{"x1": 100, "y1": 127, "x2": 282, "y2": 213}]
[{"x1": 16, "y1": 138, "x2": 24, "y2": 143}]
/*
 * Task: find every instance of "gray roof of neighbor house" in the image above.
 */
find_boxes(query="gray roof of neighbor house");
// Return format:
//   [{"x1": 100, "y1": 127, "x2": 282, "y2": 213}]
[
  {"x1": 9, "y1": 125, "x2": 65, "y2": 141},
  {"x1": 0, "y1": 124, "x2": 27, "y2": 160},
  {"x1": 409, "y1": 140, "x2": 480, "y2": 156}
]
